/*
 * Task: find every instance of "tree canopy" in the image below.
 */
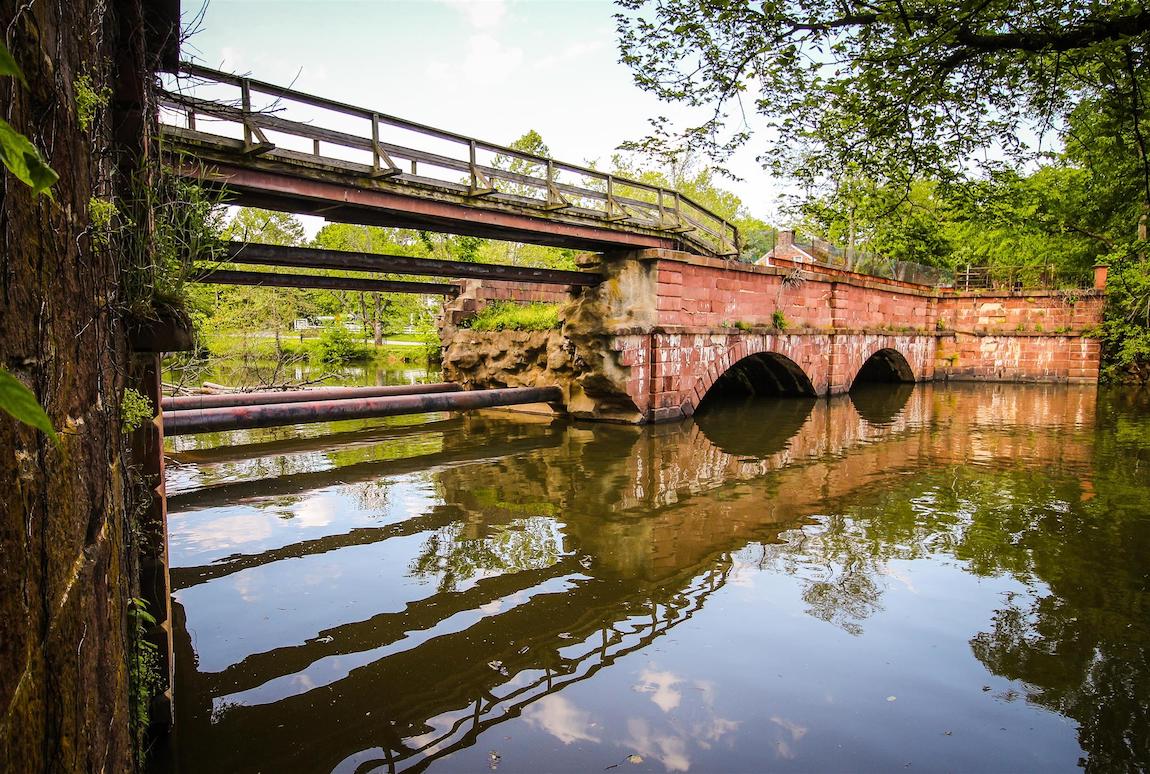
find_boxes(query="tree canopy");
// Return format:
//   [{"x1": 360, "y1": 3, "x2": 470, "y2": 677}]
[{"x1": 615, "y1": 0, "x2": 1150, "y2": 191}]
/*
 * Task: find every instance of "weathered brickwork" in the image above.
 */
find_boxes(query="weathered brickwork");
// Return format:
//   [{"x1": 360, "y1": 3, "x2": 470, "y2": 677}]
[{"x1": 441, "y1": 248, "x2": 1105, "y2": 423}]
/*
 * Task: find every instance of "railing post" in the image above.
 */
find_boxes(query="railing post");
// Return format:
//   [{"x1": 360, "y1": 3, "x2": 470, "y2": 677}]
[
  {"x1": 371, "y1": 113, "x2": 382, "y2": 176},
  {"x1": 544, "y1": 159, "x2": 570, "y2": 210},
  {"x1": 240, "y1": 78, "x2": 253, "y2": 148}
]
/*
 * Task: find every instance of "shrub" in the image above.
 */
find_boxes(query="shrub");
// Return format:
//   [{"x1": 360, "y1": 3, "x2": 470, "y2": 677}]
[
  {"x1": 316, "y1": 323, "x2": 365, "y2": 365},
  {"x1": 463, "y1": 302, "x2": 560, "y2": 332},
  {"x1": 771, "y1": 310, "x2": 788, "y2": 330},
  {"x1": 120, "y1": 387, "x2": 153, "y2": 432}
]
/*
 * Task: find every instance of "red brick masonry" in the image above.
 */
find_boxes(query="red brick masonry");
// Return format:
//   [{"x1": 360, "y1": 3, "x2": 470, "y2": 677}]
[{"x1": 454, "y1": 248, "x2": 1104, "y2": 423}]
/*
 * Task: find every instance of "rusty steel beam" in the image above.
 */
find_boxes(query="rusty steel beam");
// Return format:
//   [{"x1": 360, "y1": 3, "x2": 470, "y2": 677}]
[
  {"x1": 192, "y1": 268, "x2": 458, "y2": 295},
  {"x1": 161, "y1": 382, "x2": 461, "y2": 411},
  {"x1": 162, "y1": 386, "x2": 564, "y2": 435},
  {"x1": 224, "y1": 241, "x2": 599, "y2": 287},
  {"x1": 181, "y1": 162, "x2": 678, "y2": 253}
]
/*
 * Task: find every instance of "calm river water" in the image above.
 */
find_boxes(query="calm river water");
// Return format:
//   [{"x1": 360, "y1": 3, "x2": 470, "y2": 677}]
[{"x1": 159, "y1": 382, "x2": 1150, "y2": 773}]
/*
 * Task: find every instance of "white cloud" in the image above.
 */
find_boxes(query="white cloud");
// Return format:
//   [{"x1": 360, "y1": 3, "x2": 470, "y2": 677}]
[
  {"x1": 538, "y1": 40, "x2": 605, "y2": 70},
  {"x1": 440, "y1": 0, "x2": 508, "y2": 30},
  {"x1": 625, "y1": 717, "x2": 691, "y2": 773},
  {"x1": 523, "y1": 695, "x2": 600, "y2": 745},
  {"x1": 633, "y1": 668, "x2": 685, "y2": 713},
  {"x1": 427, "y1": 33, "x2": 524, "y2": 88}
]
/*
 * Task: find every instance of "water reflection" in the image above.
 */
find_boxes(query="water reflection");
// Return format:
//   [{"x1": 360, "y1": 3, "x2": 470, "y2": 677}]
[{"x1": 160, "y1": 384, "x2": 1150, "y2": 773}]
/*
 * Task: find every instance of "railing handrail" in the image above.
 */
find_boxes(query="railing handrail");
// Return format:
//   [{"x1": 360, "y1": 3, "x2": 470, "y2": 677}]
[{"x1": 167, "y1": 63, "x2": 740, "y2": 256}]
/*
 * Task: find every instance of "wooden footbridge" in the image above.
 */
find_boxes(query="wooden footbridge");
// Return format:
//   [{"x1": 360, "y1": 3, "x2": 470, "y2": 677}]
[
  {"x1": 161, "y1": 63, "x2": 740, "y2": 263},
  {"x1": 157, "y1": 61, "x2": 724, "y2": 433}
]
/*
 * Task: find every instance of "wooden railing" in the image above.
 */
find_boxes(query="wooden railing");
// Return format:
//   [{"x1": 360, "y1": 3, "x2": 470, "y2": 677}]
[{"x1": 159, "y1": 63, "x2": 740, "y2": 258}]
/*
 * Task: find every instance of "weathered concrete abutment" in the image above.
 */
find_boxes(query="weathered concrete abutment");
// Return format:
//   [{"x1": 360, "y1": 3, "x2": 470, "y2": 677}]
[{"x1": 440, "y1": 249, "x2": 1104, "y2": 423}]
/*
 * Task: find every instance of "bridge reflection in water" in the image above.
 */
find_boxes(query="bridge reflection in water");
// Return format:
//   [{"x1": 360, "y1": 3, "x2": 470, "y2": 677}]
[{"x1": 159, "y1": 384, "x2": 1150, "y2": 773}]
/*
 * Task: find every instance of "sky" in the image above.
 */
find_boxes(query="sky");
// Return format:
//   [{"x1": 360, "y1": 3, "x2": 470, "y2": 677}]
[{"x1": 179, "y1": 0, "x2": 785, "y2": 234}]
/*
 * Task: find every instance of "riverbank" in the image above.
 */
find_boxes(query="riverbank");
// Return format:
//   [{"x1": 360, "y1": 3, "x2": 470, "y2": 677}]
[{"x1": 198, "y1": 329, "x2": 440, "y2": 367}]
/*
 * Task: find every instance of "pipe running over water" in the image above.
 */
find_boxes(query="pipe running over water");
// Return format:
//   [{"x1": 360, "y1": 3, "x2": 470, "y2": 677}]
[
  {"x1": 161, "y1": 382, "x2": 462, "y2": 411},
  {"x1": 162, "y1": 386, "x2": 564, "y2": 435}
]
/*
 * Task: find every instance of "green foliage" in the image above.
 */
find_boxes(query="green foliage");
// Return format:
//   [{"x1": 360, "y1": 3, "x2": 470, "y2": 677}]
[
  {"x1": 128, "y1": 597, "x2": 159, "y2": 752},
  {"x1": 451, "y1": 235, "x2": 484, "y2": 263},
  {"x1": 492, "y1": 130, "x2": 552, "y2": 198},
  {"x1": 88, "y1": 196, "x2": 118, "y2": 247},
  {"x1": 611, "y1": 153, "x2": 773, "y2": 258},
  {"x1": 225, "y1": 207, "x2": 306, "y2": 246},
  {"x1": 463, "y1": 302, "x2": 561, "y2": 332},
  {"x1": 420, "y1": 329, "x2": 443, "y2": 363},
  {"x1": 316, "y1": 323, "x2": 367, "y2": 366},
  {"x1": 771, "y1": 310, "x2": 788, "y2": 331},
  {"x1": 123, "y1": 170, "x2": 226, "y2": 321},
  {"x1": 74, "y1": 73, "x2": 110, "y2": 132},
  {"x1": 0, "y1": 119, "x2": 58, "y2": 196},
  {"x1": 0, "y1": 41, "x2": 29, "y2": 87},
  {"x1": 1101, "y1": 252, "x2": 1150, "y2": 384},
  {"x1": 0, "y1": 367, "x2": 59, "y2": 445},
  {"x1": 120, "y1": 388, "x2": 153, "y2": 433},
  {"x1": 0, "y1": 41, "x2": 56, "y2": 196},
  {"x1": 616, "y1": 0, "x2": 1150, "y2": 185}
]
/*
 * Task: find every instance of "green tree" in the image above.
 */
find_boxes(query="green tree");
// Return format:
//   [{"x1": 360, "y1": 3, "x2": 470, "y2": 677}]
[
  {"x1": 310, "y1": 223, "x2": 435, "y2": 344},
  {"x1": 615, "y1": 0, "x2": 1150, "y2": 193},
  {"x1": 612, "y1": 153, "x2": 775, "y2": 261},
  {"x1": 200, "y1": 208, "x2": 312, "y2": 357}
]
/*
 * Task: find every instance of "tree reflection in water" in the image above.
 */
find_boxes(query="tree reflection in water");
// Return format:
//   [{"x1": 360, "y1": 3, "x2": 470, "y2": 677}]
[{"x1": 161, "y1": 385, "x2": 1150, "y2": 772}]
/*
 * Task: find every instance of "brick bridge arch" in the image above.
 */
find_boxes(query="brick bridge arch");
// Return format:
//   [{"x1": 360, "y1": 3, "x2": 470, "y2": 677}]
[{"x1": 669, "y1": 332, "x2": 936, "y2": 420}]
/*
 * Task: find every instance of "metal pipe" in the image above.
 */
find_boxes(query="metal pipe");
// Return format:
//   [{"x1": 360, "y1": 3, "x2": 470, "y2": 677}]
[
  {"x1": 161, "y1": 382, "x2": 462, "y2": 411},
  {"x1": 163, "y1": 386, "x2": 564, "y2": 436}
]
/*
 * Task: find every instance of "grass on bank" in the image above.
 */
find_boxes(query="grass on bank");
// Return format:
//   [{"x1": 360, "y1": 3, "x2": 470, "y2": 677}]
[
  {"x1": 461, "y1": 302, "x2": 561, "y2": 332},
  {"x1": 203, "y1": 327, "x2": 440, "y2": 366}
]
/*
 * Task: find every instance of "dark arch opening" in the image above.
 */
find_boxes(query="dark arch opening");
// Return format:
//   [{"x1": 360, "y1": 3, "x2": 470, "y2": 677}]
[
  {"x1": 698, "y1": 352, "x2": 818, "y2": 409},
  {"x1": 695, "y1": 396, "x2": 817, "y2": 458},
  {"x1": 849, "y1": 383, "x2": 915, "y2": 425},
  {"x1": 851, "y1": 348, "x2": 915, "y2": 386}
]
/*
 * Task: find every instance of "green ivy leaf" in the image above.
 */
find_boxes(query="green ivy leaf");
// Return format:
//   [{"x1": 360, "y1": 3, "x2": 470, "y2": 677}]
[
  {"x1": 0, "y1": 119, "x2": 58, "y2": 196},
  {"x1": 0, "y1": 41, "x2": 28, "y2": 88},
  {"x1": 0, "y1": 368, "x2": 60, "y2": 445}
]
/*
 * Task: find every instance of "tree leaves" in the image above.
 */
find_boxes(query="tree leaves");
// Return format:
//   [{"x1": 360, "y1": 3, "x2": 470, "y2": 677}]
[
  {"x1": 0, "y1": 41, "x2": 57, "y2": 196},
  {"x1": 0, "y1": 368, "x2": 59, "y2": 446},
  {"x1": 0, "y1": 119, "x2": 60, "y2": 195},
  {"x1": 0, "y1": 41, "x2": 28, "y2": 87},
  {"x1": 615, "y1": 0, "x2": 1150, "y2": 188}
]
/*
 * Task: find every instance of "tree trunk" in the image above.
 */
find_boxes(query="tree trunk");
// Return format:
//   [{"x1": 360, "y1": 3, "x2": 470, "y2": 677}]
[
  {"x1": 0, "y1": 0, "x2": 170, "y2": 769},
  {"x1": 374, "y1": 293, "x2": 384, "y2": 346}
]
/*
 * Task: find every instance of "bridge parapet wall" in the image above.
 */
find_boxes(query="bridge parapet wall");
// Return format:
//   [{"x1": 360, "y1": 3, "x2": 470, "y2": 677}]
[{"x1": 650, "y1": 251, "x2": 937, "y2": 332}]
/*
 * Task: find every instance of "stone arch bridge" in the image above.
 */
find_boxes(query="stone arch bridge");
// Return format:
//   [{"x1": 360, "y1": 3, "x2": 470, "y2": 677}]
[{"x1": 442, "y1": 249, "x2": 1105, "y2": 423}]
